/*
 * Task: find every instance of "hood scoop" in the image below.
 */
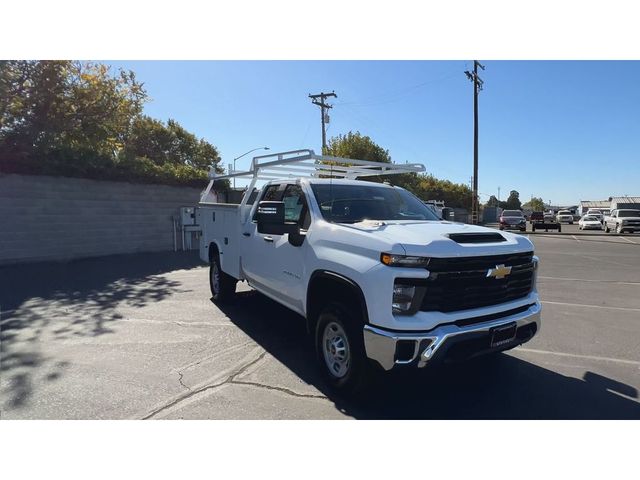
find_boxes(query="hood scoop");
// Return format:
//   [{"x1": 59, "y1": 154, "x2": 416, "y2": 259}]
[{"x1": 447, "y1": 232, "x2": 506, "y2": 244}]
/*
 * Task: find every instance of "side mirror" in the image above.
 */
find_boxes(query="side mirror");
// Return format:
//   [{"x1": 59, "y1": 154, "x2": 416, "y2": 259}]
[{"x1": 256, "y1": 201, "x2": 299, "y2": 235}]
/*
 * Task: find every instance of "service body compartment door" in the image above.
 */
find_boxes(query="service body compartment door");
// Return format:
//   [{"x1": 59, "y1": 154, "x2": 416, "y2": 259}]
[{"x1": 198, "y1": 204, "x2": 241, "y2": 278}]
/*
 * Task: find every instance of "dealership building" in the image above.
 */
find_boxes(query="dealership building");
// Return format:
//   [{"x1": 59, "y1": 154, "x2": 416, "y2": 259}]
[
  {"x1": 579, "y1": 197, "x2": 640, "y2": 216},
  {"x1": 579, "y1": 200, "x2": 611, "y2": 216},
  {"x1": 610, "y1": 196, "x2": 640, "y2": 211}
]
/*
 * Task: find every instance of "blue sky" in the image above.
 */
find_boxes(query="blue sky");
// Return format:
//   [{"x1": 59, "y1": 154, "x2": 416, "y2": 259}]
[{"x1": 109, "y1": 61, "x2": 640, "y2": 205}]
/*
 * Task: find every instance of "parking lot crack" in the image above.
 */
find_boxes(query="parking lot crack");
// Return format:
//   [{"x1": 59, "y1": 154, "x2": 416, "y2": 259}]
[
  {"x1": 177, "y1": 371, "x2": 190, "y2": 391},
  {"x1": 229, "y1": 379, "x2": 327, "y2": 400},
  {"x1": 141, "y1": 349, "x2": 267, "y2": 419}
]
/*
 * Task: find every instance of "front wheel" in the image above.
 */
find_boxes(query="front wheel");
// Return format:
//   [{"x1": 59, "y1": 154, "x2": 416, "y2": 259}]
[
  {"x1": 209, "y1": 252, "x2": 237, "y2": 303},
  {"x1": 316, "y1": 303, "x2": 370, "y2": 394},
  {"x1": 616, "y1": 224, "x2": 623, "y2": 234},
  {"x1": 604, "y1": 223, "x2": 610, "y2": 233}
]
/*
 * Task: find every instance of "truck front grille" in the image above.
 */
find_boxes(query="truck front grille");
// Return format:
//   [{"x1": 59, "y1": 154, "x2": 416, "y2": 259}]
[{"x1": 420, "y1": 252, "x2": 535, "y2": 312}]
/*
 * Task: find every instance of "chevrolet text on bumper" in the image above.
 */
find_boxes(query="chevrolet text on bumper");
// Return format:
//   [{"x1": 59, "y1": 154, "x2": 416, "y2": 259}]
[{"x1": 198, "y1": 149, "x2": 542, "y2": 393}]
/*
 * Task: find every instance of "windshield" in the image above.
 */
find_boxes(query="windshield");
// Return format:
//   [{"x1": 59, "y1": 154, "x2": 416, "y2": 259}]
[
  {"x1": 558, "y1": 211, "x2": 571, "y2": 215},
  {"x1": 618, "y1": 210, "x2": 640, "y2": 218},
  {"x1": 310, "y1": 184, "x2": 440, "y2": 223},
  {"x1": 502, "y1": 210, "x2": 522, "y2": 217},
  {"x1": 583, "y1": 216, "x2": 598, "y2": 221}
]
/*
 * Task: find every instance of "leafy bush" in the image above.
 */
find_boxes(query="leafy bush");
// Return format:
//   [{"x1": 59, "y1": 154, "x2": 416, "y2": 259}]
[{"x1": 0, "y1": 60, "x2": 222, "y2": 188}]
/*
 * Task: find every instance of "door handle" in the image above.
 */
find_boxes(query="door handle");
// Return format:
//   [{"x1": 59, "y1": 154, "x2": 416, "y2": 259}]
[
  {"x1": 263, "y1": 236, "x2": 274, "y2": 242},
  {"x1": 242, "y1": 232, "x2": 251, "y2": 237}
]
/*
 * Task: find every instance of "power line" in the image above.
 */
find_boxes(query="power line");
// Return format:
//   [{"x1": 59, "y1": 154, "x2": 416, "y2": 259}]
[
  {"x1": 465, "y1": 60, "x2": 485, "y2": 225},
  {"x1": 335, "y1": 67, "x2": 462, "y2": 108},
  {"x1": 309, "y1": 91, "x2": 337, "y2": 153}
]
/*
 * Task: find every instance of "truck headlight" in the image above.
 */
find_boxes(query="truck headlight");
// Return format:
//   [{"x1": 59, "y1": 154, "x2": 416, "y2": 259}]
[
  {"x1": 381, "y1": 253, "x2": 430, "y2": 267},
  {"x1": 392, "y1": 284, "x2": 416, "y2": 313}
]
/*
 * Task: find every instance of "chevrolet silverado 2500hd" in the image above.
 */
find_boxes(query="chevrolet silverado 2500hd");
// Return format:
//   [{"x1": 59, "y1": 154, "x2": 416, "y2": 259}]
[{"x1": 197, "y1": 150, "x2": 541, "y2": 392}]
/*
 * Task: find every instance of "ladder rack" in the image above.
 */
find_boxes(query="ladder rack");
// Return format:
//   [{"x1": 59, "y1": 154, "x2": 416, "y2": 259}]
[
  {"x1": 200, "y1": 149, "x2": 426, "y2": 204},
  {"x1": 210, "y1": 149, "x2": 425, "y2": 181}
]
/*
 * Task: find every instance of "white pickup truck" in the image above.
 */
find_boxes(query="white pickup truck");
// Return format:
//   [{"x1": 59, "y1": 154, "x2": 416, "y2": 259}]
[
  {"x1": 197, "y1": 149, "x2": 541, "y2": 392},
  {"x1": 603, "y1": 209, "x2": 640, "y2": 234}
]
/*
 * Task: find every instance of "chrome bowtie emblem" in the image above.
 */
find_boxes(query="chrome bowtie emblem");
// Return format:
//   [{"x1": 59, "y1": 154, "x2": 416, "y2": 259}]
[{"x1": 487, "y1": 264, "x2": 512, "y2": 279}]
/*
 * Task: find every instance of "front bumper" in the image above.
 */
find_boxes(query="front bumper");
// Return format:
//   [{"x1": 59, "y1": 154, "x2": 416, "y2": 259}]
[{"x1": 363, "y1": 302, "x2": 541, "y2": 371}]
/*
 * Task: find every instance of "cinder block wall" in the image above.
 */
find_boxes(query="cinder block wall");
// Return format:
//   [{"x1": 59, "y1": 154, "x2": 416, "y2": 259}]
[{"x1": 0, "y1": 174, "x2": 203, "y2": 265}]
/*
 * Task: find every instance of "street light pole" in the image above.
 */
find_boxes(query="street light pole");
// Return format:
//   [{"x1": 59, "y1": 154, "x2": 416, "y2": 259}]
[{"x1": 232, "y1": 146, "x2": 269, "y2": 188}]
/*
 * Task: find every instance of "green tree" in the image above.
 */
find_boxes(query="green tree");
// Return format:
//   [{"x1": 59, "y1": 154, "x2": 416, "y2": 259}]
[
  {"x1": 1, "y1": 60, "x2": 146, "y2": 157},
  {"x1": 522, "y1": 197, "x2": 545, "y2": 212},
  {"x1": 324, "y1": 131, "x2": 391, "y2": 162},
  {"x1": 485, "y1": 195, "x2": 499, "y2": 207},
  {"x1": 324, "y1": 131, "x2": 472, "y2": 208},
  {"x1": 1, "y1": 60, "x2": 222, "y2": 186},
  {"x1": 505, "y1": 190, "x2": 522, "y2": 210},
  {"x1": 121, "y1": 116, "x2": 221, "y2": 171}
]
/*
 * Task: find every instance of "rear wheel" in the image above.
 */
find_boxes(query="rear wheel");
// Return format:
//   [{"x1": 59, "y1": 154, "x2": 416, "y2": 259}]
[
  {"x1": 315, "y1": 302, "x2": 370, "y2": 394},
  {"x1": 209, "y1": 252, "x2": 237, "y2": 303}
]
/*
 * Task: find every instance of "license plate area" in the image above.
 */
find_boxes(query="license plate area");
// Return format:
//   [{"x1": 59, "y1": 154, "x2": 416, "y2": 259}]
[{"x1": 490, "y1": 322, "x2": 517, "y2": 348}]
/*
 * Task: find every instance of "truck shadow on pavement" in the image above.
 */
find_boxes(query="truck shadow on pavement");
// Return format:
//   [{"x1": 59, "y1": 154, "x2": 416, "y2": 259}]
[
  {"x1": 219, "y1": 289, "x2": 640, "y2": 420},
  {"x1": 0, "y1": 251, "x2": 202, "y2": 411}
]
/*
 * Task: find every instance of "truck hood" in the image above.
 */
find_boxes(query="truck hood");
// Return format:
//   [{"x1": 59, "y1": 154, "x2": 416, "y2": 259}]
[{"x1": 339, "y1": 220, "x2": 533, "y2": 256}]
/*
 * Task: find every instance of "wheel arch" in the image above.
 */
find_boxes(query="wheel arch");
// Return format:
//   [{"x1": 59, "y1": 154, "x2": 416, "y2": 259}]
[
  {"x1": 305, "y1": 270, "x2": 369, "y2": 335},
  {"x1": 208, "y1": 241, "x2": 221, "y2": 262}
]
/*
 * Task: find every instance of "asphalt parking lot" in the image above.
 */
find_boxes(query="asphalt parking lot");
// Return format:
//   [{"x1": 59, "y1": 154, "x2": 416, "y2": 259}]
[{"x1": 1, "y1": 232, "x2": 639, "y2": 419}]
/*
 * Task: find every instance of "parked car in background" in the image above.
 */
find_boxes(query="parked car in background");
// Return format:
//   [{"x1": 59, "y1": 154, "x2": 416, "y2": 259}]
[
  {"x1": 529, "y1": 211, "x2": 544, "y2": 224},
  {"x1": 586, "y1": 209, "x2": 604, "y2": 223},
  {"x1": 604, "y1": 209, "x2": 640, "y2": 234},
  {"x1": 532, "y1": 211, "x2": 562, "y2": 232},
  {"x1": 499, "y1": 210, "x2": 527, "y2": 232},
  {"x1": 579, "y1": 215, "x2": 603, "y2": 230},
  {"x1": 556, "y1": 210, "x2": 574, "y2": 224}
]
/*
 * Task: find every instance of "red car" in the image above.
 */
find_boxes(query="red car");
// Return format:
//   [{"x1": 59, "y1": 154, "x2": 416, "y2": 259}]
[{"x1": 529, "y1": 211, "x2": 544, "y2": 224}]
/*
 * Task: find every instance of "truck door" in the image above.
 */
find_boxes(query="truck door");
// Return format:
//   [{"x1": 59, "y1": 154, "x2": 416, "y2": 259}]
[{"x1": 241, "y1": 183, "x2": 309, "y2": 314}]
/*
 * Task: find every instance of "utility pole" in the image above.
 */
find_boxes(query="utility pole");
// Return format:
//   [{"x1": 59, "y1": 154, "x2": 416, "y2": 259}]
[
  {"x1": 309, "y1": 91, "x2": 337, "y2": 153},
  {"x1": 465, "y1": 61, "x2": 485, "y2": 224}
]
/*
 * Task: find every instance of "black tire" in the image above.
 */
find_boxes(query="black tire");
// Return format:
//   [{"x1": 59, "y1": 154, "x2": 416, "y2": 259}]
[
  {"x1": 604, "y1": 223, "x2": 610, "y2": 233},
  {"x1": 616, "y1": 224, "x2": 623, "y2": 234},
  {"x1": 315, "y1": 302, "x2": 370, "y2": 394},
  {"x1": 209, "y1": 252, "x2": 237, "y2": 303},
  {"x1": 532, "y1": 225, "x2": 536, "y2": 232}
]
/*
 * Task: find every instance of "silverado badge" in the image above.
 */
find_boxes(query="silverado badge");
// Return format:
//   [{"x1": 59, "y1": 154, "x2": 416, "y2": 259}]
[{"x1": 486, "y1": 264, "x2": 512, "y2": 279}]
